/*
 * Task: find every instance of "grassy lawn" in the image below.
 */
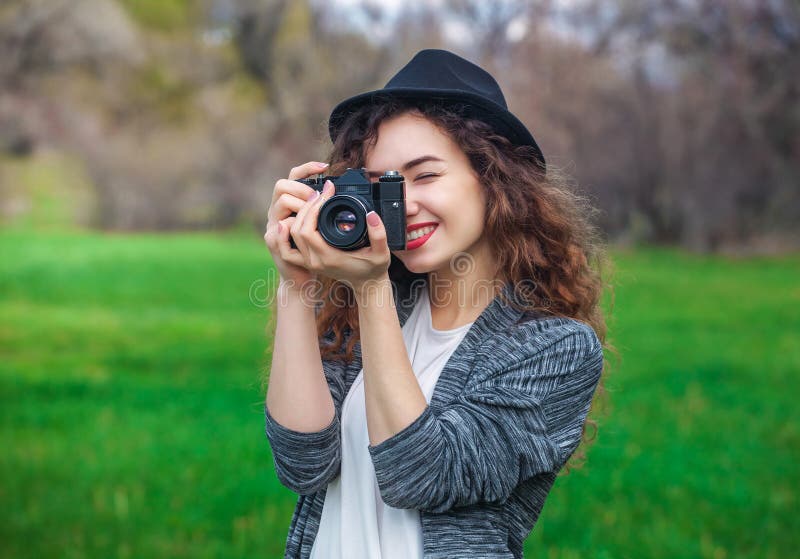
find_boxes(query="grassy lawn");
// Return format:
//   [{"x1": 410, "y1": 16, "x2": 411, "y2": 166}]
[{"x1": 1, "y1": 227, "x2": 797, "y2": 558}]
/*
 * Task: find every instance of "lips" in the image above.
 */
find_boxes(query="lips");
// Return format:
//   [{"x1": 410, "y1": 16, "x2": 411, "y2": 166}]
[
  {"x1": 405, "y1": 224, "x2": 437, "y2": 250},
  {"x1": 406, "y1": 221, "x2": 438, "y2": 233}
]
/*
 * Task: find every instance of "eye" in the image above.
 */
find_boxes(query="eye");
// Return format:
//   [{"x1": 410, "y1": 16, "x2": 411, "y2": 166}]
[{"x1": 414, "y1": 173, "x2": 438, "y2": 182}]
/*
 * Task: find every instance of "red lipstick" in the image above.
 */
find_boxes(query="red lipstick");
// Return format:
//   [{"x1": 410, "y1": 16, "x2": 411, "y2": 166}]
[{"x1": 404, "y1": 223, "x2": 438, "y2": 250}]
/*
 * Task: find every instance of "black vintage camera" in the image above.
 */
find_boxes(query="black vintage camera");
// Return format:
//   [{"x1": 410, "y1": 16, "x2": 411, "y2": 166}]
[{"x1": 290, "y1": 168, "x2": 406, "y2": 251}]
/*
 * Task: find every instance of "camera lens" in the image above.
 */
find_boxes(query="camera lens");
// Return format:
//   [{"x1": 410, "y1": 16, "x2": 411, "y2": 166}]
[
  {"x1": 333, "y1": 210, "x2": 357, "y2": 233},
  {"x1": 318, "y1": 195, "x2": 370, "y2": 250}
]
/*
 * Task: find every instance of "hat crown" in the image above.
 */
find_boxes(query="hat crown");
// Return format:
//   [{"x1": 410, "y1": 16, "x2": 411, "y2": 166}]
[
  {"x1": 328, "y1": 48, "x2": 546, "y2": 170},
  {"x1": 384, "y1": 49, "x2": 508, "y2": 109}
]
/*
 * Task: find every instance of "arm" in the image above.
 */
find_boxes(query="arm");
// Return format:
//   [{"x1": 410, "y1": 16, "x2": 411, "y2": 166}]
[
  {"x1": 263, "y1": 280, "x2": 345, "y2": 495},
  {"x1": 366, "y1": 321, "x2": 604, "y2": 513},
  {"x1": 354, "y1": 275, "x2": 429, "y2": 447}
]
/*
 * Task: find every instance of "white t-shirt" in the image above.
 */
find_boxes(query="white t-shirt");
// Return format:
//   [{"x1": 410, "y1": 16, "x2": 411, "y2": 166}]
[{"x1": 309, "y1": 283, "x2": 474, "y2": 559}]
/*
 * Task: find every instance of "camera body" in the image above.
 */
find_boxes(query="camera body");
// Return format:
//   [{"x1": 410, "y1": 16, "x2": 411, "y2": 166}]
[{"x1": 291, "y1": 167, "x2": 406, "y2": 251}]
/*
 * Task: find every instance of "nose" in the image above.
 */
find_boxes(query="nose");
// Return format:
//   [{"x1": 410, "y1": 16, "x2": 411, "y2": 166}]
[{"x1": 404, "y1": 188, "x2": 420, "y2": 218}]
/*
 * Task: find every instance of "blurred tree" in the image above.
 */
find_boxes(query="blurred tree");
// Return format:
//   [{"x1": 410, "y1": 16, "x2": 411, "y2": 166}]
[
  {"x1": 583, "y1": 0, "x2": 800, "y2": 250},
  {"x1": 234, "y1": 0, "x2": 288, "y2": 101},
  {"x1": 0, "y1": 0, "x2": 142, "y2": 88},
  {"x1": 500, "y1": 0, "x2": 799, "y2": 252},
  {"x1": 0, "y1": 0, "x2": 796, "y2": 251},
  {"x1": 0, "y1": 0, "x2": 142, "y2": 153},
  {"x1": 118, "y1": 0, "x2": 197, "y2": 32}
]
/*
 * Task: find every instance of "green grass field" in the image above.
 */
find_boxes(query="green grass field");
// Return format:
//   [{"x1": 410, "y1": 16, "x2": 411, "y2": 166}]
[{"x1": 1, "y1": 227, "x2": 798, "y2": 558}]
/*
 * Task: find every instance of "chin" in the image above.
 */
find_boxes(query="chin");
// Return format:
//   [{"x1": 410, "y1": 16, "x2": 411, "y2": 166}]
[{"x1": 395, "y1": 253, "x2": 442, "y2": 276}]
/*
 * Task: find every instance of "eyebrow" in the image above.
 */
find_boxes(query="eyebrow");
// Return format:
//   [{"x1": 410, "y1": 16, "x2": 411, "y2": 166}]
[{"x1": 367, "y1": 155, "x2": 445, "y2": 178}]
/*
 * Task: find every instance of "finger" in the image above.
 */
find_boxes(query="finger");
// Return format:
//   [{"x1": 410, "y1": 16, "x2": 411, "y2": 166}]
[
  {"x1": 289, "y1": 188, "x2": 321, "y2": 259},
  {"x1": 365, "y1": 211, "x2": 391, "y2": 260},
  {"x1": 263, "y1": 220, "x2": 280, "y2": 251},
  {"x1": 271, "y1": 178, "x2": 316, "y2": 208},
  {"x1": 288, "y1": 161, "x2": 329, "y2": 181},
  {"x1": 299, "y1": 180, "x2": 336, "y2": 251},
  {"x1": 276, "y1": 217, "x2": 307, "y2": 269},
  {"x1": 268, "y1": 192, "x2": 307, "y2": 222}
]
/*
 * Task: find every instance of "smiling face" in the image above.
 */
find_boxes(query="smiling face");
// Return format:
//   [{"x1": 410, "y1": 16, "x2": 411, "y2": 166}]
[{"x1": 364, "y1": 111, "x2": 495, "y2": 280}]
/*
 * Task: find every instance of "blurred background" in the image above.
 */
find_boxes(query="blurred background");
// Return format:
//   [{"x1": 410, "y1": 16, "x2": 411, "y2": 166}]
[{"x1": 1, "y1": 0, "x2": 798, "y2": 558}]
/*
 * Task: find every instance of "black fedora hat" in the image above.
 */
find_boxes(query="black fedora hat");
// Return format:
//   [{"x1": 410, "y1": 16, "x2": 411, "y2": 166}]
[{"x1": 328, "y1": 49, "x2": 546, "y2": 170}]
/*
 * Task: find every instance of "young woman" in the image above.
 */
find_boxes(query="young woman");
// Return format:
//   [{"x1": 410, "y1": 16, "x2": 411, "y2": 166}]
[{"x1": 263, "y1": 49, "x2": 612, "y2": 559}]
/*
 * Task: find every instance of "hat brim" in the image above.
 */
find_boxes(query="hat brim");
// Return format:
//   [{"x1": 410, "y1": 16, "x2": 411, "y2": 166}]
[{"x1": 328, "y1": 87, "x2": 546, "y2": 170}]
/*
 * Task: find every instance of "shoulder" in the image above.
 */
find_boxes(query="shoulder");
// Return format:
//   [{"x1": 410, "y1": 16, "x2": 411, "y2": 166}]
[{"x1": 477, "y1": 314, "x2": 602, "y2": 377}]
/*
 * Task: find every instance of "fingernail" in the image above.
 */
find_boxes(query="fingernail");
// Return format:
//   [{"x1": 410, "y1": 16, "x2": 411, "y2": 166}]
[
  {"x1": 307, "y1": 190, "x2": 320, "y2": 201},
  {"x1": 316, "y1": 162, "x2": 329, "y2": 167},
  {"x1": 366, "y1": 211, "x2": 380, "y2": 227},
  {"x1": 324, "y1": 180, "x2": 334, "y2": 194}
]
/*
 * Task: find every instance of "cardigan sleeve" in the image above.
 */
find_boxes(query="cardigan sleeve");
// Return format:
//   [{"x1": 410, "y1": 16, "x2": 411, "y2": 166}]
[
  {"x1": 263, "y1": 329, "x2": 349, "y2": 495},
  {"x1": 366, "y1": 320, "x2": 604, "y2": 513}
]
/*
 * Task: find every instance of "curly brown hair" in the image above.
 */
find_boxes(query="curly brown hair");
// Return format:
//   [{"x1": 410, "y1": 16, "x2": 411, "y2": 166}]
[{"x1": 274, "y1": 97, "x2": 617, "y2": 472}]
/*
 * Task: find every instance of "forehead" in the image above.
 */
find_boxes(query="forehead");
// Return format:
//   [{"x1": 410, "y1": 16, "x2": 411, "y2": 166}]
[{"x1": 365, "y1": 113, "x2": 456, "y2": 168}]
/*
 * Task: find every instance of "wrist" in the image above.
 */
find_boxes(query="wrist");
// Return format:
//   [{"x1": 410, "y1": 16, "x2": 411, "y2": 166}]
[
  {"x1": 277, "y1": 277, "x2": 320, "y2": 310},
  {"x1": 278, "y1": 277, "x2": 302, "y2": 294},
  {"x1": 351, "y1": 274, "x2": 393, "y2": 308}
]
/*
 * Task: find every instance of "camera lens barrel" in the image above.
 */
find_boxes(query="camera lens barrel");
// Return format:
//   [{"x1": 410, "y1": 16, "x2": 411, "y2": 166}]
[{"x1": 318, "y1": 194, "x2": 372, "y2": 251}]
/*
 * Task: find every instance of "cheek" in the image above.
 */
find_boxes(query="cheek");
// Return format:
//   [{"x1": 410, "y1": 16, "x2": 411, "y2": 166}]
[{"x1": 466, "y1": 186, "x2": 488, "y2": 221}]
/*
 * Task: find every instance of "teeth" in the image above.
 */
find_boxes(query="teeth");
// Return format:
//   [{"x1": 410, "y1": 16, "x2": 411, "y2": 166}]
[{"x1": 406, "y1": 225, "x2": 436, "y2": 242}]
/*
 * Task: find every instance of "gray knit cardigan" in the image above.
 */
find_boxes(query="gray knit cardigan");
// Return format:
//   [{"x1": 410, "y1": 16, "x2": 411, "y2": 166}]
[{"x1": 264, "y1": 279, "x2": 604, "y2": 558}]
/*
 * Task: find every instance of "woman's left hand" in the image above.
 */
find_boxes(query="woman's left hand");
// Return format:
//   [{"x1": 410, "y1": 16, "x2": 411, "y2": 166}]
[{"x1": 276, "y1": 179, "x2": 392, "y2": 291}]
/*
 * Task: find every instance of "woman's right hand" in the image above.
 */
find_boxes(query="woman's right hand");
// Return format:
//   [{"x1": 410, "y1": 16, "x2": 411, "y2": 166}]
[{"x1": 264, "y1": 161, "x2": 329, "y2": 290}]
